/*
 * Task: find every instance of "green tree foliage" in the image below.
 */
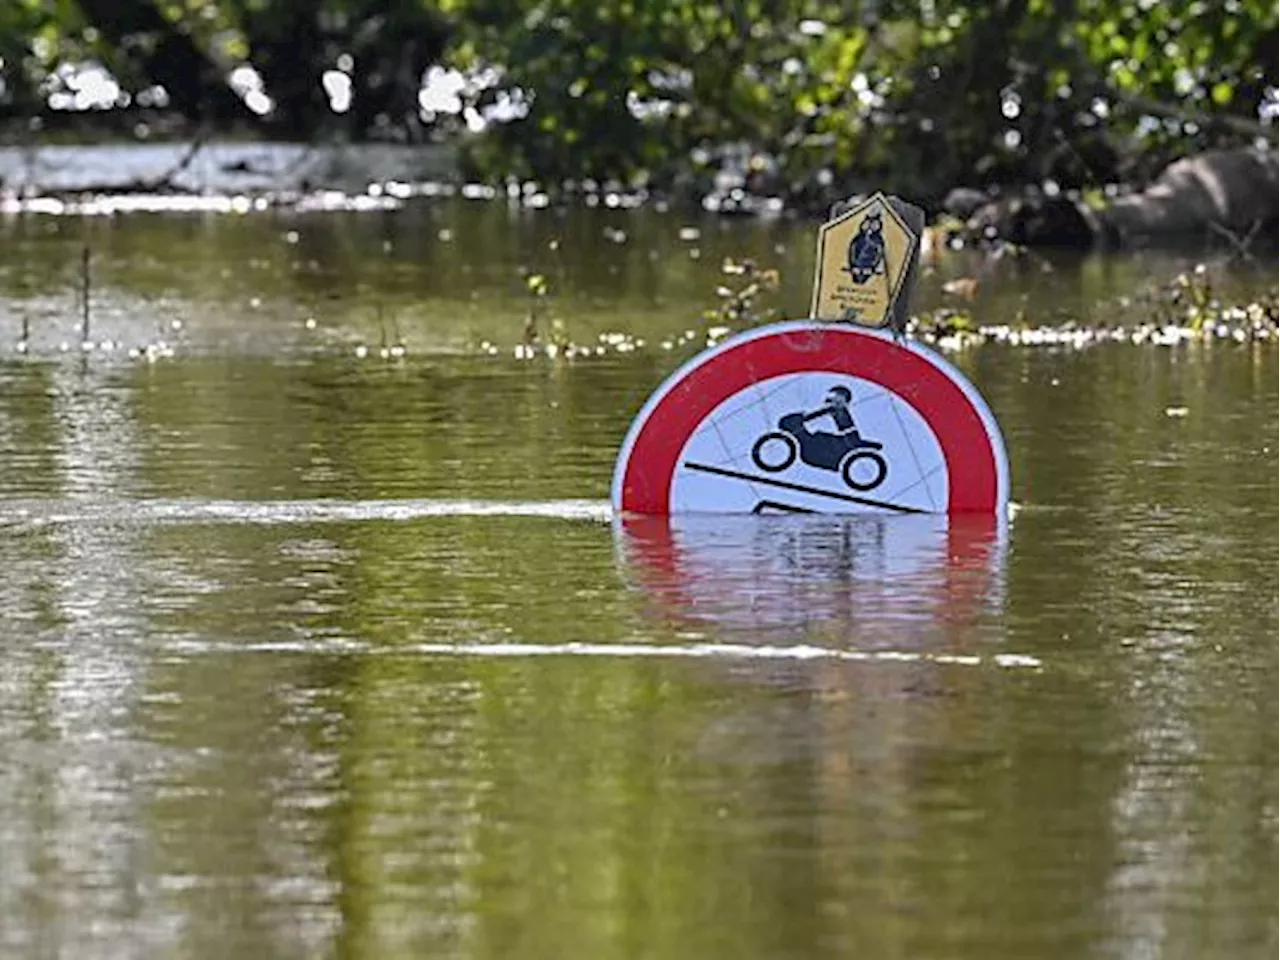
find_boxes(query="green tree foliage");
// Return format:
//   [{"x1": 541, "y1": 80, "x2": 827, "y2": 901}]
[
  {"x1": 0, "y1": 0, "x2": 1274, "y2": 201},
  {"x1": 0, "y1": 0, "x2": 65, "y2": 117},
  {"x1": 449, "y1": 2, "x2": 884, "y2": 195},
  {"x1": 445, "y1": 0, "x2": 1277, "y2": 201}
]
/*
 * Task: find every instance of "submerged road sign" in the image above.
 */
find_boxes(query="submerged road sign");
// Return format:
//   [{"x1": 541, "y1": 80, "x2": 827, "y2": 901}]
[
  {"x1": 611, "y1": 322, "x2": 1009, "y2": 516},
  {"x1": 613, "y1": 191, "x2": 1007, "y2": 517}
]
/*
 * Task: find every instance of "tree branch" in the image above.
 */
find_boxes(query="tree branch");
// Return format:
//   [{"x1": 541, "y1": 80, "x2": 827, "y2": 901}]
[
  {"x1": 140, "y1": 127, "x2": 209, "y2": 191},
  {"x1": 1112, "y1": 89, "x2": 1277, "y2": 142}
]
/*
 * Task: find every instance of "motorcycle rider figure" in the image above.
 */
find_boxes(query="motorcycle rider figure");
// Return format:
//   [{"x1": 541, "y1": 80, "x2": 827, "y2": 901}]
[{"x1": 810, "y1": 385, "x2": 858, "y2": 436}]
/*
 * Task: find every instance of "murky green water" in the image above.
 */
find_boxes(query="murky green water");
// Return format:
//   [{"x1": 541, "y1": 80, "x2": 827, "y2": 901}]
[{"x1": 0, "y1": 203, "x2": 1276, "y2": 959}]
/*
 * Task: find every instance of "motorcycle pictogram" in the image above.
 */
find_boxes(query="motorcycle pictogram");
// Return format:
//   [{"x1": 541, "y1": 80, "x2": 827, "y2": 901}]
[{"x1": 750, "y1": 386, "x2": 888, "y2": 492}]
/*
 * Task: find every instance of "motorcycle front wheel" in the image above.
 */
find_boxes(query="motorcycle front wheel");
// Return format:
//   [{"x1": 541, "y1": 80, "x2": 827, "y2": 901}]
[
  {"x1": 751, "y1": 432, "x2": 797, "y2": 472},
  {"x1": 840, "y1": 450, "x2": 888, "y2": 491}
]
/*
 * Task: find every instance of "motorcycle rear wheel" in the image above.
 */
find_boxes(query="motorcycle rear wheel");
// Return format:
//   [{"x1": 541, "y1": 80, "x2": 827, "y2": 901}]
[{"x1": 751, "y1": 432, "x2": 797, "y2": 472}]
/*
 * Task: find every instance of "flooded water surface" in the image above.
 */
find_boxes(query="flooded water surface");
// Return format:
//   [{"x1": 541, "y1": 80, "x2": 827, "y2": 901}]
[{"x1": 0, "y1": 200, "x2": 1276, "y2": 959}]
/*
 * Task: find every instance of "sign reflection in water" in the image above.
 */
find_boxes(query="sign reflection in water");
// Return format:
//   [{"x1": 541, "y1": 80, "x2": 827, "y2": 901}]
[{"x1": 615, "y1": 513, "x2": 1008, "y2": 650}]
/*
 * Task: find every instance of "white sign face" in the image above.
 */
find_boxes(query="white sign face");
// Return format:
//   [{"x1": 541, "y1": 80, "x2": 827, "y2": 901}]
[
  {"x1": 613, "y1": 322, "x2": 1009, "y2": 516},
  {"x1": 671, "y1": 372, "x2": 947, "y2": 515}
]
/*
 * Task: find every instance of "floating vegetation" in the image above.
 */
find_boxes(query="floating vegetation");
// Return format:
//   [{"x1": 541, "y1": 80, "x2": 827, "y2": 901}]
[
  {"x1": 477, "y1": 258, "x2": 1277, "y2": 363},
  {"x1": 4, "y1": 229, "x2": 1272, "y2": 368},
  {"x1": 702, "y1": 257, "x2": 783, "y2": 332},
  {"x1": 518, "y1": 272, "x2": 569, "y2": 359},
  {"x1": 486, "y1": 255, "x2": 786, "y2": 363},
  {"x1": 349, "y1": 303, "x2": 409, "y2": 361},
  {"x1": 913, "y1": 264, "x2": 1278, "y2": 351}
]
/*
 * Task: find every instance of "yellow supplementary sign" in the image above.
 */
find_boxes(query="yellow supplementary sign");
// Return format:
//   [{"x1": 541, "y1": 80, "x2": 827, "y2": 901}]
[{"x1": 811, "y1": 192, "x2": 922, "y2": 328}]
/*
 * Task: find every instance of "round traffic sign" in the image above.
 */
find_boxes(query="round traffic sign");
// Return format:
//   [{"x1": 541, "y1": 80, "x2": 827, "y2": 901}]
[{"x1": 612, "y1": 322, "x2": 1008, "y2": 515}]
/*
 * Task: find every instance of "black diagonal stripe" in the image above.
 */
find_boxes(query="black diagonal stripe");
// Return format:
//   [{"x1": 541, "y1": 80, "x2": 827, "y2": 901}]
[
  {"x1": 684, "y1": 462, "x2": 927, "y2": 514},
  {"x1": 751, "y1": 499, "x2": 816, "y2": 515}
]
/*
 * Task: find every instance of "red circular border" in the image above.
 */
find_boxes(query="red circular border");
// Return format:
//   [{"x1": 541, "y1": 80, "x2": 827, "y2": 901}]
[{"x1": 617, "y1": 327, "x2": 1000, "y2": 514}]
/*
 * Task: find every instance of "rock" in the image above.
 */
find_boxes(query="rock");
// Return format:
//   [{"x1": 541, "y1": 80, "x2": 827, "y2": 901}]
[
  {"x1": 967, "y1": 191, "x2": 1099, "y2": 248},
  {"x1": 1103, "y1": 146, "x2": 1278, "y2": 240},
  {"x1": 965, "y1": 146, "x2": 1278, "y2": 248}
]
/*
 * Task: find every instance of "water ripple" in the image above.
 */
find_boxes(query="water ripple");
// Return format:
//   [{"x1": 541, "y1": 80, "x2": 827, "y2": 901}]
[
  {"x1": 156, "y1": 637, "x2": 1042, "y2": 668},
  {"x1": 0, "y1": 497, "x2": 612, "y2": 527}
]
